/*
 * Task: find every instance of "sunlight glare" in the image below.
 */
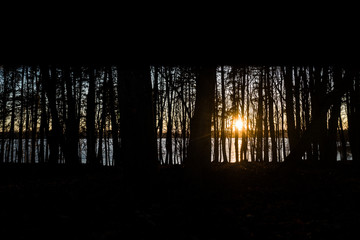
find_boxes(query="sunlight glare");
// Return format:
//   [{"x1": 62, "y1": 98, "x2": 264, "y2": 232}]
[{"x1": 234, "y1": 118, "x2": 244, "y2": 130}]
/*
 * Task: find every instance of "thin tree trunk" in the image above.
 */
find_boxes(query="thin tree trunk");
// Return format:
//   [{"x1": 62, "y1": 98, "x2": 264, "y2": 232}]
[
  {"x1": 64, "y1": 66, "x2": 79, "y2": 165},
  {"x1": 86, "y1": 66, "x2": 98, "y2": 166},
  {"x1": 17, "y1": 67, "x2": 25, "y2": 163},
  {"x1": 240, "y1": 67, "x2": 247, "y2": 162},
  {"x1": 97, "y1": 71, "x2": 107, "y2": 165},
  {"x1": 232, "y1": 68, "x2": 239, "y2": 163},
  {"x1": 213, "y1": 74, "x2": 219, "y2": 163},
  {"x1": 31, "y1": 67, "x2": 39, "y2": 164},
  {"x1": 256, "y1": 69, "x2": 263, "y2": 162},
  {"x1": 165, "y1": 68, "x2": 173, "y2": 165},
  {"x1": 302, "y1": 67, "x2": 312, "y2": 161},
  {"x1": 107, "y1": 67, "x2": 120, "y2": 166},
  {"x1": 220, "y1": 65, "x2": 228, "y2": 163},
  {"x1": 10, "y1": 69, "x2": 16, "y2": 163},
  {"x1": 328, "y1": 66, "x2": 342, "y2": 163},
  {"x1": 267, "y1": 67, "x2": 277, "y2": 162},
  {"x1": 0, "y1": 68, "x2": 8, "y2": 163},
  {"x1": 263, "y1": 68, "x2": 269, "y2": 163},
  {"x1": 294, "y1": 66, "x2": 301, "y2": 139},
  {"x1": 39, "y1": 68, "x2": 47, "y2": 164},
  {"x1": 283, "y1": 66, "x2": 296, "y2": 157}
]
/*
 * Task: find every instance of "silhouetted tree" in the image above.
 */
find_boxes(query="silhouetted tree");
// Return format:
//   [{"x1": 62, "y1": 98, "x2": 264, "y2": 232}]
[
  {"x1": 220, "y1": 65, "x2": 228, "y2": 163},
  {"x1": 0, "y1": 67, "x2": 9, "y2": 163},
  {"x1": 186, "y1": 65, "x2": 215, "y2": 175},
  {"x1": 119, "y1": 65, "x2": 158, "y2": 172},
  {"x1": 283, "y1": 66, "x2": 296, "y2": 159},
  {"x1": 107, "y1": 67, "x2": 120, "y2": 166},
  {"x1": 86, "y1": 66, "x2": 98, "y2": 166},
  {"x1": 64, "y1": 66, "x2": 80, "y2": 165},
  {"x1": 256, "y1": 68, "x2": 264, "y2": 162}
]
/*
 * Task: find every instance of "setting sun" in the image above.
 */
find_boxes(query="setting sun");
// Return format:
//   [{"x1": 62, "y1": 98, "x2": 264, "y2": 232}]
[{"x1": 234, "y1": 118, "x2": 244, "y2": 130}]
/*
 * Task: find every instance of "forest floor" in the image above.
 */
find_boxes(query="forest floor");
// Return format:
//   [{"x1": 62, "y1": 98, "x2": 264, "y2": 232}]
[{"x1": 1, "y1": 161, "x2": 360, "y2": 240}]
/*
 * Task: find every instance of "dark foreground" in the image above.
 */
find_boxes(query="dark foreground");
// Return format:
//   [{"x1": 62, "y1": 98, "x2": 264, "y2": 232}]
[{"x1": 1, "y1": 162, "x2": 360, "y2": 240}]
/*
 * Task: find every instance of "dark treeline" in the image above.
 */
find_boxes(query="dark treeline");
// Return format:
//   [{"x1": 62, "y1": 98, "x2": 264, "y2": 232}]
[{"x1": 0, "y1": 64, "x2": 359, "y2": 168}]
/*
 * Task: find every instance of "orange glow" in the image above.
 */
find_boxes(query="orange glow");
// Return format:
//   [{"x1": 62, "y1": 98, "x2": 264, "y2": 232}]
[{"x1": 234, "y1": 118, "x2": 244, "y2": 130}]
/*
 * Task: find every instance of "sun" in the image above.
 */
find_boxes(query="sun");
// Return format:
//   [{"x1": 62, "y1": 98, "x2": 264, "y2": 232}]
[{"x1": 234, "y1": 118, "x2": 244, "y2": 130}]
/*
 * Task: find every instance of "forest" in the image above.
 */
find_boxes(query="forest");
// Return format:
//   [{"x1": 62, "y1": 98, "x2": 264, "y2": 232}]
[
  {"x1": 1, "y1": 63, "x2": 360, "y2": 239},
  {"x1": 0, "y1": 64, "x2": 359, "y2": 166}
]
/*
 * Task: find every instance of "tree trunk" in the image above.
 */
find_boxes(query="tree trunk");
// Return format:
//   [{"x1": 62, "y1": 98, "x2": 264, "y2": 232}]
[
  {"x1": 301, "y1": 67, "x2": 312, "y2": 161},
  {"x1": 31, "y1": 67, "x2": 39, "y2": 164},
  {"x1": 213, "y1": 74, "x2": 219, "y2": 163},
  {"x1": 17, "y1": 66, "x2": 25, "y2": 163},
  {"x1": 240, "y1": 67, "x2": 247, "y2": 162},
  {"x1": 9, "y1": 69, "x2": 16, "y2": 163},
  {"x1": 39, "y1": 68, "x2": 47, "y2": 164},
  {"x1": 256, "y1": 69, "x2": 263, "y2": 162},
  {"x1": 42, "y1": 65, "x2": 63, "y2": 165},
  {"x1": 186, "y1": 65, "x2": 215, "y2": 179},
  {"x1": 285, "y1": 67, "x2": 354, "y2": 162},
  {"x1": 119, "y1": 65, "x2": 158, "y2": 172},
  {"x1": 232, "y1": 68, "x2": 239, "y2": 163},
  {"x1": 220, "y1": 65, "x2": 228, "y2": 163},
  {"x1": 64, "y1": 66, "x2": 80, "y2": 165},
  {"x1": 165, "y1": 68, "x2": 173, "y2": 165},
  {"x1": 107, "y1": 67, "x2": 121, "y2": 166},
  {"x1": 328, "y1": 66, "x2": 342, "y2": 163},
  {"x1": 283, "y1": 66, "x2": 297, "y2": 160},
  {"x1": 267, "y1": 67, "x2": 277, "y2": 162},
  {"x1": 263, "y1": 68, "x2": 269, "y2": 163},
  {"x1": 86, "y1": 66, "x2": 98, "y2": 166},
  {"x1": 348, "y1": 72, "x2": 360, "y2": 162},
  {"x1": 0, "y1": 68, "x2": 8, "y2": 163}
]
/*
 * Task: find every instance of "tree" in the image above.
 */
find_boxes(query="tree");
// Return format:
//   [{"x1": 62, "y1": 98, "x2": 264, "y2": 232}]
[
  {"x1": 256, "y1": 68, "x2": 264, "y2": 162},
  {"x1": 267, "y1": 67, "x2": 277, "y2": 162},
  {"x1": 285, "y1": 66, "x2": 355, "y2": 162},
  {"x1": 186, "y1": 65, "x2": 215, "y2": 175},
  {"x1": 119, "y1": 65, "x2": 158, "y2": 172},
  {"x1": 41, "y1": 65, "x2": 62, "y2": 165},
  {"x1": 283, "y1": 66, "x2": 297, "y2": 160},
  {"x1": 63, "y1": 66, "x2": 80, "y2": 165},
  {"x1": 86, "y1": 66, "x2": 98, "y2": 166},
  {"x1": 0, "y1": 67, "x2": 9, "y2": 163},
  {"x1": 107, "y1": 66, "x2": 120, "y2": 166},
  {"x1": 220, "y1": 65, "x2": 228, "y2": 163}
]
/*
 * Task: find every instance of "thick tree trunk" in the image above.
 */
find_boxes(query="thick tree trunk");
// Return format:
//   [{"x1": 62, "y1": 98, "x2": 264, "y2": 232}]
[
  {"x1": 119, "y1": 65, "x2": 158, "y2": 172},
  {"x1": 186, "y1": 65, "x2": 215, "y2": 177}
]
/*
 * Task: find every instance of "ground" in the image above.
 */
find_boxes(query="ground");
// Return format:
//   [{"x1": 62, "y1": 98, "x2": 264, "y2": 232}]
[{"x1": 1, "y1": 161, "x2": 360, "y2": 240}]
